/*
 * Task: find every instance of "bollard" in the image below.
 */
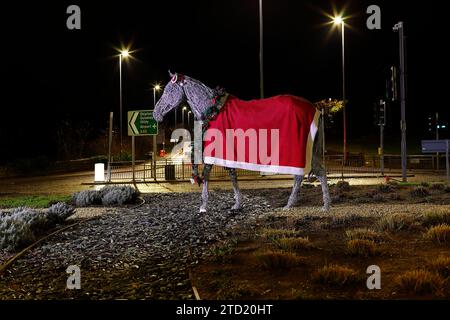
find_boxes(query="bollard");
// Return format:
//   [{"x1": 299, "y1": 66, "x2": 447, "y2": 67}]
[{"x1": 94, "y1": 163, "x2": 105, "y2": 182}]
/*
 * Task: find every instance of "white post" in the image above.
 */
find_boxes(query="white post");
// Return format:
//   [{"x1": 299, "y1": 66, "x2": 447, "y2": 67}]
[{"x1": 95, "y1": 163, "x2": 105, "y2": 182}]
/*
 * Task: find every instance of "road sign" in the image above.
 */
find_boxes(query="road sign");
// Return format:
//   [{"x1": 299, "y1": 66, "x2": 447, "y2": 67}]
[
  {"x1": 128, "y1": 110, "x2": 158, "y2": 136},
  {"x1": 421, "y1": 140, "x2": 449, "y2": 153}
]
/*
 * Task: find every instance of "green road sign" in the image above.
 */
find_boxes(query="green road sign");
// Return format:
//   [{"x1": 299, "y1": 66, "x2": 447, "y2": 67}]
[{"x1": 128, "y1": 110, "x2": 158, "y2": 136}]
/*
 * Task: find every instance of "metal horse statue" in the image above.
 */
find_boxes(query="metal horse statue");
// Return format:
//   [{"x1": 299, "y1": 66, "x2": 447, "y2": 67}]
[{"x1": 153, "y1": 72, "x2": 331, "y2": 213}]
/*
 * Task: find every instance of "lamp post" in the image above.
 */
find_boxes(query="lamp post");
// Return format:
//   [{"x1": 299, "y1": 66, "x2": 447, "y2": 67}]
[
  {"x1": 182, "y1": 106, "x2": 187, "y2": 128},
  {"x1": 393, "y1": 21, "x2": 407, "y2": 182},
  {"x1": 188, "y1": 111, "x2": 192, "y2": 128},
  {"x1": 119, "y1": 49, "x2": 130, "y2": 158},
  {"x1": 259, "y1": 0, "x2": 264, "y2": 99},
  {"x1": 332, "y1": 16, "x2": 347, "y2": 164},
  {"x1": 152, "y1": 84, "x2": 161, "y2": 181}
]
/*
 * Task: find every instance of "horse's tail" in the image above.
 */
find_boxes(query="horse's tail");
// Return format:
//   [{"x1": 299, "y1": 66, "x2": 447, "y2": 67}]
[{"x1": 310, "y1": 111, "x2": 326, "y2": 177}]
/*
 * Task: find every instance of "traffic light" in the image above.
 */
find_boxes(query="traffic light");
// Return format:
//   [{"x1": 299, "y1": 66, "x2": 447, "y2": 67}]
[
  {"x1": 427, "y1": 114, "x2": 434, "y2": 133},
  {"x1": 379, "y1": 100, "x2": 386, "y2": 126}
]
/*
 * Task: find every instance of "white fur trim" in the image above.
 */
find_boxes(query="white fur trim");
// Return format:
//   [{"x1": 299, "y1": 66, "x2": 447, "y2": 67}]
[{"x1": 203, "y1": 156, "x2": 304, "y2": 175}]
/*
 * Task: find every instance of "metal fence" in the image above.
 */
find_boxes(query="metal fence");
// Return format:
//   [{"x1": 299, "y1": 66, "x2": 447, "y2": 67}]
[{"x1": 105, "y1": 154, "x2": 443, "y2": 182}]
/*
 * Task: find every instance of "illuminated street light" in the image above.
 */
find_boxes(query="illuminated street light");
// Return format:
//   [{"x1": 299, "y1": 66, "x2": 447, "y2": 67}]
[
  {"x1": 331, "y1": 14, "x2": 347, "y2": 164},
  {"x1": 182, "y1": 106, "x2": 187, "y2": 128},
  {"x1": 333, "y1": 16, "x2": 343, "y2": 25},
  {"x1": 118, "y1": 48, "x2": 132, "y2": 157},
  {"x1": 188, "y1": 110, "x2": 192, "y2": 127}
]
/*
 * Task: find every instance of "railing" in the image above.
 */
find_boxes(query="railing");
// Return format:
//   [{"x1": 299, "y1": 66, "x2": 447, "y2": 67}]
[{"x1": 105, "y1": 154, "x2": 444, "y2": 182}]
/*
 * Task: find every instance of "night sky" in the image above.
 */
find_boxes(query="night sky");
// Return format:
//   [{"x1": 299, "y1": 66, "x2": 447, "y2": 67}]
[{"x1": 1, "y1": 0, "x2": 446, "y2": 163}]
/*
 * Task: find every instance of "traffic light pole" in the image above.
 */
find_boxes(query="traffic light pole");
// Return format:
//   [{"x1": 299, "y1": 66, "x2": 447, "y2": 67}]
[
  {"x1": 394, "y1": 21, "x2": 407, "y2": 182},
  {"x1": 436, "y1": 112, "x2": 439, "y2": 170},
  {"x1": 379, "y1": 100, "x2": 386, "y2": 176}
]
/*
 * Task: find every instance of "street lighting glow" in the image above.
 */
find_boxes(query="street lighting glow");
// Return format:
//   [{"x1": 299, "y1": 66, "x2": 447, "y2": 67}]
[
  {"x1": 154, "y1": 84, "x2": 161, "y2": 91},
  {"x1": 120, "y1": 49, "x2": 130, "y2": 58},
  {"x1": 333, "y1": 16, "x2": 343, "y2": 25},
  {"x1": 183, "y1": 106, "x2": 187, "y2": 110}
]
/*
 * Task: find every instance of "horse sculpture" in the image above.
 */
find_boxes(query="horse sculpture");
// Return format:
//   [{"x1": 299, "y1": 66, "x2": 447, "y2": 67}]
[{"x1": 153, "y1": 72, "x2": 331, "y2": 213}]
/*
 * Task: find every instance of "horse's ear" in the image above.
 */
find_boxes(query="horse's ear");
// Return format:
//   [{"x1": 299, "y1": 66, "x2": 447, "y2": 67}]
[{"x1": 169, "y1": 71, "x2": 178, "y2": 84}]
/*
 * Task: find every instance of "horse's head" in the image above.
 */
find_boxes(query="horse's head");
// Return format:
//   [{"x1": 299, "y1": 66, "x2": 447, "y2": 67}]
[{"x1": 153, "y1": 71, "x2": 186, "y2": 122}]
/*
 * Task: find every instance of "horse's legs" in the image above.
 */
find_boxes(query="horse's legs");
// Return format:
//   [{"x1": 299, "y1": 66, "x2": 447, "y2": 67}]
[
  {"x1": 199, "y1": 164, "x2": 213, "y2": 213},
  {"x1": 228, "y1": 168, "x2": 242, "y2": 210},
  {"x1": 283, "y1": 175, "x2": 304, "y2": 210},
  {"x1": 317, "y1": 175, "x2": 331, "y2": 211}
]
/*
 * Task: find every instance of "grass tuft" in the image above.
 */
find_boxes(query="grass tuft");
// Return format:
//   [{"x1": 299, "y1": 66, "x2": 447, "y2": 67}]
[
  {"x1": 255, "y1": 250, "x2": 305, "y2": 270},
  {"x1": 260, "y1": 228, "x2": 299, "y2": 240},
  {"x1": 427, "y1": 256, "x2": 450, "y2": 278},
  {"x1": 346, "y1": 239, "x2": 379, "y2": 257},
  {"x1": 276, "y1": 237, "x2": 312, "y2": 251},
  {"x1": 345, "y1": 228, "x2": 384, "y2": 243},
  {"x1": 395, "y1": 270, "x2": 444, "y2": 295},
  {"x1": 420, "y1": 210, "x2": 450, "y2": 227},
  {"x1": 410, "y1": 186, "x2": 430, "y2": 198},
  {"x1": 312, "y1": 264, "x2": 359, "y2": 286},
  {"x1": 376, "y1": 213, "x2": 415, "y2": 231},
  {"x1": 423, "y1": 224, "x2": 450, "y2": 243}
]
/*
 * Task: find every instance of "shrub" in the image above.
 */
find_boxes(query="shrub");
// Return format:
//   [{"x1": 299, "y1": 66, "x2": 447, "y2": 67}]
[
  {"x1": 420, "y1": 182, "x2": 430, "y2": 188},
  {"x1": 345, "y1": 228, "x2": 384, "y2": 243},
  {"x1": 389, "y1": 193, "x2": 402, "y2": 201},
  {"x1": 395, "y1": 270, "x2": 444, "y2": 295},
  {"x1": 46, "y1": 202, "x2": 76, "y2": 224},
  {"x1": 276, "y1": 237, "x2": 312, "y2": 251},
  {"x1": 377, "y1": 184, "x2": 393, "y2": 193},
  {"x1": 410, "y1": 186, "x2": 430, "y2": 198},
  {"x1": 445, "y1": 186, "x2": 450, "y2": 193},
  {"x1": 0, "y1": 205, "x2": 76, "y2": 252},
  {"x1": 0, "y1": 207, "x2": 48, "y2": 251},
  {"x1": 376, "y1": 213, "x2": 415, "y2": 231},
  {"x1": 346, "y1": 239, "x2": 379, "y2": 257},
  {"x1": 72, "y1": 190, "x2": 101, "y2": 207},
  {"x1": 427, "y1": 256, "x2": 450, "y2": 278},
  {"x1": 255, "y1": 250, "x2": 305, "y2": 270},
  {"x1": 372, "y1": 193, "x2": 384, "y2": 202},
  {"x1": 72, "y1": 186, "x2": 139, "y2": 207},
  {"x1": 335, "y1": 181, "x2": 350, "y2": 192},
  {"x1": 312, "y1": 264, "x2": 359, "y2": 286},
  {"x1": 100, "y1": 186, "x2": 139, "y2": 206},
  {"x1": 423, "y1": 224, "x2": 450, "y2": 243}
]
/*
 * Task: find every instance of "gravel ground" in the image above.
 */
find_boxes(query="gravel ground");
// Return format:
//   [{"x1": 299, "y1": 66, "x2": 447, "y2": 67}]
[{"x1": 0, "y1": 191, "x2": 271, "y2": 299}]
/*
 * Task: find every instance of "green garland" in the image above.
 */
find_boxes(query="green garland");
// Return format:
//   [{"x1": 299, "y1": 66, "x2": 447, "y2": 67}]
[{"x1": 191, "y1": 91, "x2": 229, "y2": 186}]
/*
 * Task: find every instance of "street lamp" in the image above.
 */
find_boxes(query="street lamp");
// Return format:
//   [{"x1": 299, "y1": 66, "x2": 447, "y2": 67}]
[
  {"x1": 152, "y1": 83, "x2": 161, "y2": 181},
  {"x1": 332, "y1": 15, "x2": 347, "y2": 164},
  {"x1": 119, "y1": 49, "x2": 131, "y2": 157},
  {"x1": 182, "y1": 106, "x2": 187, "y2": 128},
  {"x1": 153, "y1": 84, "x2": 161, "y2": 107},
  {"x1": 187, "y1": 110, "x2": 192, "y2": 128}
]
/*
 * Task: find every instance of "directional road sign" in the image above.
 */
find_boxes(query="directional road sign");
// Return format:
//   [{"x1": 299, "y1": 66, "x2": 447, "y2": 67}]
[{"x1": 127, "y1": 110, "x2": 158, "y2": 136}]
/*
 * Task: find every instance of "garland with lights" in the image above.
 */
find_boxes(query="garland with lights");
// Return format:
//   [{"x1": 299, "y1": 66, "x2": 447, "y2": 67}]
[{"x1": 190, "y1": 89, "x2": 229, "y2": 186}]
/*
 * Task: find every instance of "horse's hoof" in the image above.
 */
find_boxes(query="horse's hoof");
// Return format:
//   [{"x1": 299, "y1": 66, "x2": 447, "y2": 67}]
[
  {"x1": 321, "y1": 206, "x2": 331, "y2": 212},
  {"x1": 231, "y1": 205, "x2": 241, "y2": 211},
  {"x1": 199, "y1": 208, "x2": 207, "y2": 213},
  {"x1": 283, "y1": 205, "x2": 293, "y2": 211}
]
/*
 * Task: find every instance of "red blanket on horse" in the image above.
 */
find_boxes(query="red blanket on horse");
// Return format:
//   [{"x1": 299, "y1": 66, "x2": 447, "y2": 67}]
[{"x1": 203, "y1": 95, "x2": 320, "y2": 175}]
